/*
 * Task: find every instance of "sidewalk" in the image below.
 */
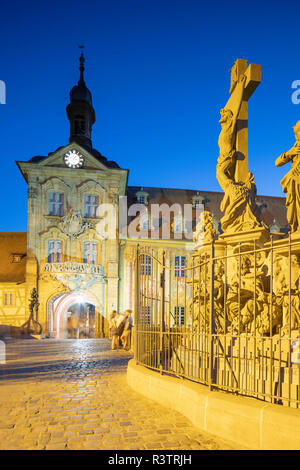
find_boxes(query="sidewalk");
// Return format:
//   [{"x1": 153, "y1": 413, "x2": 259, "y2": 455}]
[{"x1": 0, "y1": 338, "x2": 234, "y2": 450}]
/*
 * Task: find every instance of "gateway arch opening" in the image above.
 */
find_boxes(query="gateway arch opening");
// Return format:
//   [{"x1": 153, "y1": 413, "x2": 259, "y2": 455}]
[
  {"x1": 66, "y1": 302, "x2": 95, "y2": 339},
  {"x1": 49, "y1": 292, "x2": 98, "y2": 339}
]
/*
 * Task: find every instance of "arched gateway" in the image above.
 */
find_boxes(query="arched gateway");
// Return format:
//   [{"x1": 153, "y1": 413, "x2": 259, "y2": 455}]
[{"x1": 48, "y1": 292, "x2": 97, "y2": 339}]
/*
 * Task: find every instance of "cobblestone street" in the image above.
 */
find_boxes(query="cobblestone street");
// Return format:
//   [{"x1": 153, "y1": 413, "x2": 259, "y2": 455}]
[{"x1": 0, "y1": 339, "x2": 235, "y2": 450}]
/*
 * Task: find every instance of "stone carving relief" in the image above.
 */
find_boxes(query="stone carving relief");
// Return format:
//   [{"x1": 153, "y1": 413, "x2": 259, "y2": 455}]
[
  {"x1": 189, "y1": 249, "x2": 300, "y2": 337},
  {"x1": 42, "y1": 261, "x2": 105, "y2": 292},
  {"x1": 59, "y1": 209, "x2": 90, "y2": 240},
  {"x1": 193, "y1": 210, "x2": 216, "y2": 246}
]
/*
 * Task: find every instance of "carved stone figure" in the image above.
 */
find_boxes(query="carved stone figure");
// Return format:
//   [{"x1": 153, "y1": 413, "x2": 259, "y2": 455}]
[
  {"x1": 216, "y1": 59, "x2": 264, "y2": 234},
  {"x1": 274, "y1": 254, "x2": 300, "y2": 335},
  {"x1": 193, "y1": 210, "x2": 216, "y2": 246},
  {"x1": 189, "y1": 259, "x2": 225, "y2": 334},
  {"x1": 217, "y1": 74, "x2": 246, "y2": 170},
  {"x1": 275, "y1": 120, "x2": 300, "y2": 233}
]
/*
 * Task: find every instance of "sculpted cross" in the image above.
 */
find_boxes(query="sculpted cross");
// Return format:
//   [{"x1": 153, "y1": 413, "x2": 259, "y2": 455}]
[
  {"x1": 223, "y1": 58, "x2": 261, "y2": 183},
  {"x1": 217, "y1": 58, "x2": 264, "y2": 234}
]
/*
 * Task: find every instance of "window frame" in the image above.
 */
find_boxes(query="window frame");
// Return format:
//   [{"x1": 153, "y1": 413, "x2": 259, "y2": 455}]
[
  {"x1": 83, "y1": 241, "x2": 98, "y2": 265},
  {"x1": 174, "y1": 255, "x2": 186, "y2": 278},
  {"x1": 48, "y1": 192, "x2": 64, "y2": 217},
  {"x1": 3, "y1": 292, "x2": 15, "y2": 307},
  {"x1": 48, "y1": 240, "x2": 63, "y2": 263},
  {"x1": 174, "y1": 306, "x2": 185, "y2": 326},
  {"x1": 140, "y1": 254, "x2": 151, "y2": 276},
  {"x1": 84, "y1": 194, "x2": 99, "y2": 218}
]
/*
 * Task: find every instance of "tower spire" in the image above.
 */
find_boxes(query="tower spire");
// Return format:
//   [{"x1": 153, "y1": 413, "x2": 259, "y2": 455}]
[
  {"x1": 66, "y1": 47, "x2": 95, "y2": 151},
  {"x1": 78, "y1": 45, "x2": 85, "y2": 85}
]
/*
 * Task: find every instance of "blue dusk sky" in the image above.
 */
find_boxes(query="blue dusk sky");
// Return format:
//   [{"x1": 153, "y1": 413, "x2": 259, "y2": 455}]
[{"x1": 0, "y1": 0, "x2": 300, "y2": 231}]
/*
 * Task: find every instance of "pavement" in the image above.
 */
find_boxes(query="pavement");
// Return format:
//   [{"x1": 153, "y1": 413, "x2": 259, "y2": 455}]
[{"x1": 0, "y1": 338, "x2": 235, "y2": 450}]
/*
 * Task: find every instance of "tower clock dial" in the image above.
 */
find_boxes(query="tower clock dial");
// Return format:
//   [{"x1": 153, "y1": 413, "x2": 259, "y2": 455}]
[{"x1": 64, "y1": 149, "x2": 84, "y2": 168}]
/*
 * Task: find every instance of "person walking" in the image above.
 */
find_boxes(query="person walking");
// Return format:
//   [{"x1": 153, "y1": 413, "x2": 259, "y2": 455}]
[
  {"x1": 71, "y1": 314, "x2": 79, "y2": 339},
  {"x1": 121, "y1": 310, "x2": 133, "y2": 350},
  {"x1": 109, "y1": 311, "x2": 118, "y2": 350},
  {"x1": 115, "y1": 311, "x2": 127, "y2": 347}
]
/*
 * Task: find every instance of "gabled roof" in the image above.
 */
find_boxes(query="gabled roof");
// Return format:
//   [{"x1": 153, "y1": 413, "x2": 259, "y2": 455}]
[
  {"x1": 28, "y1": 145, "x2": 121, "y2": 169},
  {"x1": 16, "y1": 142, "x2": 129, "y2": 195},
  {"x1": 0, "y1": 233, "x2": 27, "y2": 283}
]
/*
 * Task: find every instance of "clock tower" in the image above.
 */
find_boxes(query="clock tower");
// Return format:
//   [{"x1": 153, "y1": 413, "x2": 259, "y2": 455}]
[
  {"x1": 66, "y1": 50, "x2": 95, "y2": 151},
  {"x1": 16, "y1": 52, "x2": 129, "y2": 339}
]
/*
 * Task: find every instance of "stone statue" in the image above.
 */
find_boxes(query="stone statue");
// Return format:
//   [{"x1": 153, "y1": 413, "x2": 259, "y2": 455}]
[
  {"x1": 275, "y1": 120, "x2": 300, "y2": 233},
  {"x1": 216, "y1": 60, "x2": 264, "y2": 234},
  {"x1": 274, "y1": 254, "x2": 300, "y2": 335},
  {"x1": 217, "y1": 74, "x2": 246, "y2": 170},
  {"x1": 193, "y1": 210, "x2": 216, "y2": 246}
]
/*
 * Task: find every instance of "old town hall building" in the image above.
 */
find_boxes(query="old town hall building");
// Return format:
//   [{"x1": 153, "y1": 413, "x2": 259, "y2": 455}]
[{"x1": 0, "y1": 54, "x2": 288, "y2": 339}]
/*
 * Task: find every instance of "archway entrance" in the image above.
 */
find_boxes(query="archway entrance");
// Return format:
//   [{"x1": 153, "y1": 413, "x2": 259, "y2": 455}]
[
  {"x1": 48, "y1": 292, "x2": 97, "y2": 339},
  {"x1": 65, "y1": 302, "x2": 95, "y2": 339}
]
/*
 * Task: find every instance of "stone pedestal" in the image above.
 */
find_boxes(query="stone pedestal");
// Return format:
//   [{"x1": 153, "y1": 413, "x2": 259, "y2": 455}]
[
  {"x1": 264, "y1": 233, "x2": 300, "y2": 256},
  {"x1": 193, "y1": 239, "x2": 226, "y2": 259},
  {"x1": 218, "y1": 227, "x2": 270, "y2": 248}
]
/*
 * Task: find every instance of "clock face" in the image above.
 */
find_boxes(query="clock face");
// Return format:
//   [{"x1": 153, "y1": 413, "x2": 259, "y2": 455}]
[{"x1": 64, "y1": 149, "x2": 84, "y2": 168}]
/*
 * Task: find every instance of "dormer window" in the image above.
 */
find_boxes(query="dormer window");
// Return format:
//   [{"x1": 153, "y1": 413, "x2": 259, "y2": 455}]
[
  {"x1": 192, "y1": 192, "x2": 205, "y2": 208},
  {"x1": 135, "y1": 187, "x2": 149, "y2": 206},
  {"x1": 270, "y1": 219, "x2": 281, "y2": 233}
]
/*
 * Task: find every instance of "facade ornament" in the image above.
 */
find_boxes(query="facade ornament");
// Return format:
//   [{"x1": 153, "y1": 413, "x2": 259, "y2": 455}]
[
  {"x1": 108, "y1": 192, "x2": 119, "y2": 205},
  {"x1": 48, "y1": 272, "x2": 103, "y2": 292},
  {"x1": 59, "y1": 209, "x2": 90, "y2": 240},
  {"x1": 42, "y1": 262, "x2": 105, "y2": 291},
  {"x1": 275, "y1": 120, "x2": 300, "y2": 233}
]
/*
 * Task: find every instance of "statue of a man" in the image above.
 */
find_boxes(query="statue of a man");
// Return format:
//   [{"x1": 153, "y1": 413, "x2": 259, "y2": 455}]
[
  {"x1": 275, "y1": 120, "x2": 300, "y2": 233},
  {"x1": 217, "y1": 73, "x2": 246, "y2": 189}
]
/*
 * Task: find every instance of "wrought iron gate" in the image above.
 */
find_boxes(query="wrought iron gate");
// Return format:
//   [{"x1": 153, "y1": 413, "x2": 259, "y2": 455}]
[{"x1": 134, "y1": 239, "x2": 300, "y2": 409}]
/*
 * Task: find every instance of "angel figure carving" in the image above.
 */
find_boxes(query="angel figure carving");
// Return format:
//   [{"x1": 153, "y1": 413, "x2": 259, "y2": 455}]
[{"x1": 275, "y1": 120, "x2": 300, "y2": 233}]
